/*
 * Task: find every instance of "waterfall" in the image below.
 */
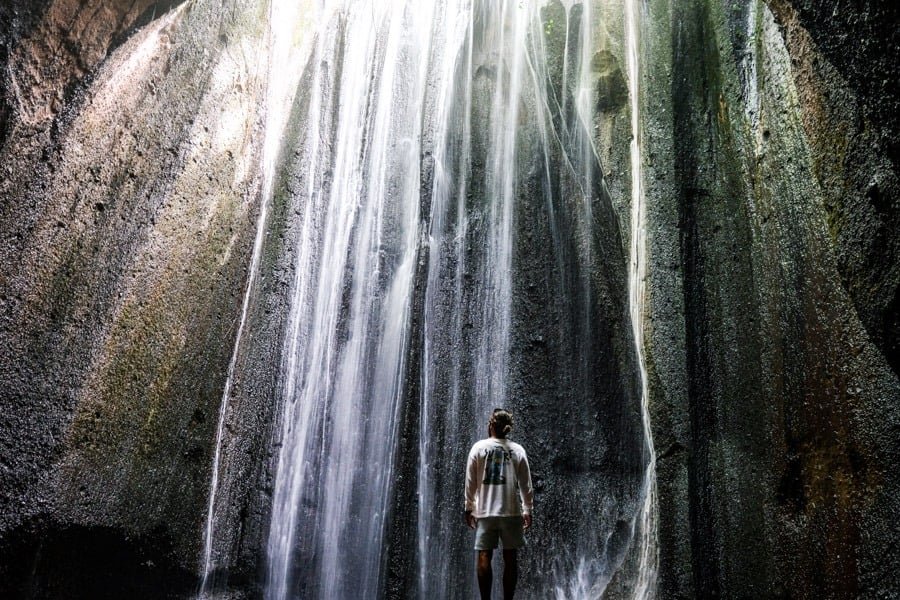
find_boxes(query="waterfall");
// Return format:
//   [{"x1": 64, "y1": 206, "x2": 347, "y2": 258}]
[
  {"x1": 195, "y1": 0, "x2": 655, "y2": 597},
  {"x1": 199, "y1": 1, "x2": 309, "y2": 595},
  {"x1": 265, "y1": 3, "x2": 437, "y2": 598},
  {"x1": 417, "y1": 2, "x2": 530, "y2": 597},
  {"x1": 625, "y1": 0, "x2": 659, "y2": 596}
]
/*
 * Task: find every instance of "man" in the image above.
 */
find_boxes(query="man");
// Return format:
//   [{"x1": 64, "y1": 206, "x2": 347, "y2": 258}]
[{"x1": 464, "y1": 408, "x2": 534, "y2": 600}]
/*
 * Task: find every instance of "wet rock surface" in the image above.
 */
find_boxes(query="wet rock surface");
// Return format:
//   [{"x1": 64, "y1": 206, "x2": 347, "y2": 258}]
[
  {"x1": 643, "y1": 0, "x2": 900, "y2": 597},
  {"x1": 0, "y1": 0, "x2": 268, "y2": 597},
  {"x1": 764, "y1": 0, "x2": 900, "y2": 382}
]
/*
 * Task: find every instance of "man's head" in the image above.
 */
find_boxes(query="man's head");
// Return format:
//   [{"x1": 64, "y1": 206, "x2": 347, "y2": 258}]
[{"x1": 488, "y1": 408, "x2": 513, "y2": 439}]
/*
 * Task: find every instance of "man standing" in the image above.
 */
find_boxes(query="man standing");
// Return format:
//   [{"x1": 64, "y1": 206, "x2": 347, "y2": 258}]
[{"x1": 464, "y1": 408, "x2": 534, "y2": 600}]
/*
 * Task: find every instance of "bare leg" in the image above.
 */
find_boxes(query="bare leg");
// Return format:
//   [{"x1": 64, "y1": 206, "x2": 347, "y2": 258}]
[
  {"x1": 502, "y1": 549, "x2": 518, "y2": 600},
  {"x1": 477, "y1": 550, "x2": 493, "y2": 600}
]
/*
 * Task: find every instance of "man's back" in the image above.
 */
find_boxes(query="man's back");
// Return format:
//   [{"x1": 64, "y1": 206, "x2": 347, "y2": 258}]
[
  {"x1": 464, "y1": 409, "x2": 533, "y2": 600},
  {"x1": 465, "y1": 437, "x2": 533, "y2": 518}
]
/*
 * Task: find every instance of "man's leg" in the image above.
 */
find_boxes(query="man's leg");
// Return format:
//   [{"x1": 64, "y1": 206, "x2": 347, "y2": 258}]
[
  {"x1": 477, "y1": 550, "x2": 493, "y2": 599},
  {"x1": 501, "y1": 549, "x2": 517, "y2": 600}
]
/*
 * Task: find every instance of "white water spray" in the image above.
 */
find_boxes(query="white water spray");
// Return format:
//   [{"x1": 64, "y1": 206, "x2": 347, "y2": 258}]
[
  {"x1": 625, "y1": 0, "x2": 659, "y2": 596},
  {"x1": 198, "y1": 1, "x2": 310, "y2": 595},
  {"x1": 265, "y1": 2, "x2": 438, "y2": 598},
  {"x1": 199, "y1": 1, "x2": 657, "y2": 598}
]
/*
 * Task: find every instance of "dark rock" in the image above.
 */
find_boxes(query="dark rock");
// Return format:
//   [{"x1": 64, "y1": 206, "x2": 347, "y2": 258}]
[
  {"x1": 643, "y1": 0, "x2": 900, "y2": 597},
  {"x1": 593, "y1": 50, "x2": 628, "y2": 113}
]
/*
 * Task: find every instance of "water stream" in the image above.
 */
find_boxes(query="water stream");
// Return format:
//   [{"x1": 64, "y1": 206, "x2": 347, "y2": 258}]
[
  {"x1": 265, "y1": 2, "x2": 436, "y2": 597},
  {"x1": 625, "y1": 0, "x2": 658, "y2": 595},
  {"x1": 201, "y1": 0, "x2": 655, "y2": 597}
]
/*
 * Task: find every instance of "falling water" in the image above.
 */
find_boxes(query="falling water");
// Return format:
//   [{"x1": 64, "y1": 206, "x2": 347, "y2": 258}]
[
  {"x1": 625, "y1": 0, "x2": 659, "y2": 596},
  {"x1": 199, "y1": 0, "x2": 309, "y2": 595},
  {"x1": 250, "y1": 0, "x2": 652, "y2": 598},
  {"x1": 266, "y1": 2, "x2": 437, "y2": 598},
  {"x1": 418, "y1": 2, "x2": 529, "y2": 597}
]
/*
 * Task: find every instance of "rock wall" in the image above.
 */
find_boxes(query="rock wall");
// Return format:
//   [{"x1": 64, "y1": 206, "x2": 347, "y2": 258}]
[
  {"x1": 642, "y1": 0, "x2": 900, "y2": 597},
  {"x1": 0, "y1": 0, "x2": 274, "y2": 597}
]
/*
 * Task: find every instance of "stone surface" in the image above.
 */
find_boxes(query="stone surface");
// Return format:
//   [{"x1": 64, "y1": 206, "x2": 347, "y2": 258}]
[
  {"x1": 0, "y1": 0, "x2": 271, "y2": 596},
  {"x1": 642, "y1": 0, "x2": 900, "y2": 598}
]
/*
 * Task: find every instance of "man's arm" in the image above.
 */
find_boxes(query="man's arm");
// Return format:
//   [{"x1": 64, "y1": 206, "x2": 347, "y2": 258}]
[
  {"x1": 464, "y1": 446, "x2": 479, "y2": 528},
  {"x1": 516, "y1": 449, "x2": 534, "y2": 528}
]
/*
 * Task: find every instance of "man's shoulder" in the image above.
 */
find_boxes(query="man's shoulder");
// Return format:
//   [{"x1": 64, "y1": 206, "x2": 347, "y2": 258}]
[
  {"x1": 469, "y1": 438, "x2": 527, "y2": 454},
  {"x1": 506, "y1": 440, "x2": 527, "y2": 455},
  {"x1": 476, "y1": 437, "x2": 500, "y2": 447},
  {"x1": 468, "y1": 438, "x2": 493, "y2": 453}
]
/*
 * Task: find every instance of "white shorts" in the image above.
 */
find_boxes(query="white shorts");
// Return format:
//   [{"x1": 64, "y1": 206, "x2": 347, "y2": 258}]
[{"x1": 473, "y1": 516, "x2": 526, "y2": 550}]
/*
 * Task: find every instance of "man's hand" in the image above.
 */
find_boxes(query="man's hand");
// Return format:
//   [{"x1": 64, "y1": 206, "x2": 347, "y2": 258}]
[
  {"x1": 523, "y1": 514, "x2": 533, "y2": 531},
  {"x1": 465, "y1": 511, "x2": 477, "y2": 529}
]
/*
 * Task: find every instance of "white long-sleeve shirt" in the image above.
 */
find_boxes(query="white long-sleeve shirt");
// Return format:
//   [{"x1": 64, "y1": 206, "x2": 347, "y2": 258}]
[{"x1": 465, "y1": 437, "x2": 533, "y2": 518}]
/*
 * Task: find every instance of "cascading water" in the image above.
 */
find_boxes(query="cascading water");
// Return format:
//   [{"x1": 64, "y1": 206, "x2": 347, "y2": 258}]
[
  {"x1": 265, "y1": 2, "x2": 436, "y2": 598},
  {"x1": 625, "y1": 0, "x2": 658, "y2": 595},
  {"x1": 198, "y1": 1, "x2": 310, "y2": 596},
  {"x1": 201, "y1": 0, "x2": 654, "y2": 597}
]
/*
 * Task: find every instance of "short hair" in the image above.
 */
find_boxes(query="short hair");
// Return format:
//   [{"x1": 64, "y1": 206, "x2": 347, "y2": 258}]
[{"x1": 490, "y1": 408, "x2": 513, "y2": 438}]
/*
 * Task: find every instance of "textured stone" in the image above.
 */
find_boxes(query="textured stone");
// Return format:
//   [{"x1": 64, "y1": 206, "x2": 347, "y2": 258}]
[
  {"x1": 642, "y1": 0, "x2": 900, "y2": 597},
  {"x1": 0, "y1": 0, "x2": 270, "y2": 596}
]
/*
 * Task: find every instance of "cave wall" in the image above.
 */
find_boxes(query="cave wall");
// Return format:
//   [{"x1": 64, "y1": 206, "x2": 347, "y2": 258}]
[
  {"x1": 642, "y1": 0, "x2": 900, "y2": 597},
  {"x1": 0, "y1": 0, "x2": 275, "y2": 597}
]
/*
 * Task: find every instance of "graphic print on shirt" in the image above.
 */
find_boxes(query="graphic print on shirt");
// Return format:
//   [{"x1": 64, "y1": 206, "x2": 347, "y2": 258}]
[{"x1": 483, "y1": 446, "x2": 510, "y2": 485}]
